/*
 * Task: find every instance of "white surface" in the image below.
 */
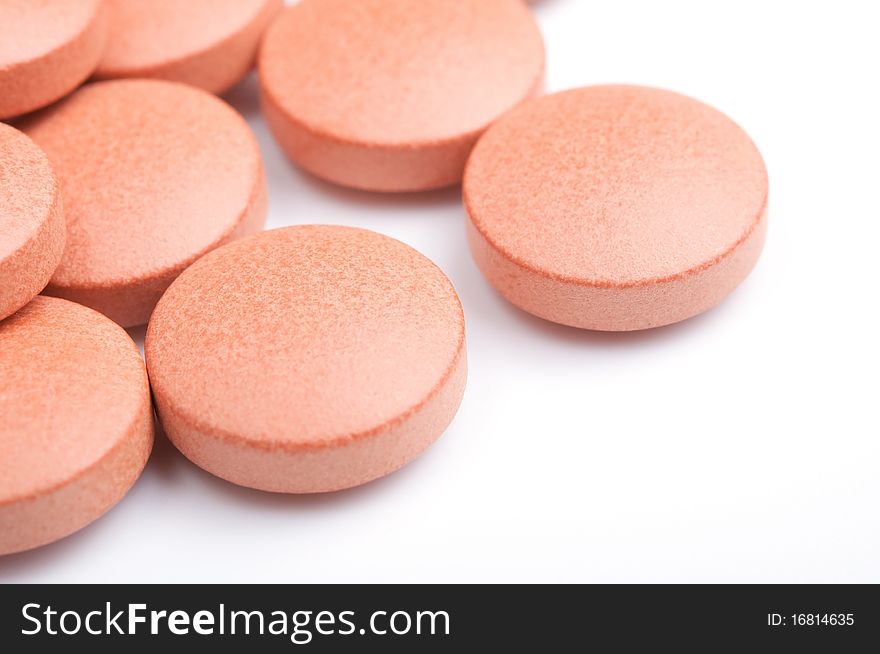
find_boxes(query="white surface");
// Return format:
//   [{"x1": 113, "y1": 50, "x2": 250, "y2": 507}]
[{"x1": 3, "y1": 0, "x2": 879, "y2": 583}]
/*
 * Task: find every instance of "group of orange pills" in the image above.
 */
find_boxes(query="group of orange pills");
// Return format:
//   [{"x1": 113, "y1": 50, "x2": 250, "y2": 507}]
[{"x1": 0, "y1": 0, "x2": 768, "y2": 555}]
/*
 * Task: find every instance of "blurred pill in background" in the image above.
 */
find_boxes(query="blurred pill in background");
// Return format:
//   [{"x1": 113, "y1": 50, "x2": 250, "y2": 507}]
[
  {"x1": 0, "y1": 0, "x2": 107, "y2": 119},
  {"x1": 259, "y1": 0, "x2": 545, "y2": 192},
  {"x1": 94, "y1": 0, "x2": 282, "y2": 95}
]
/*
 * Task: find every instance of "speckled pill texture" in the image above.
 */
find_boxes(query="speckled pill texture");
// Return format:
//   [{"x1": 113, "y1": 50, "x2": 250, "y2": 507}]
[
  {"x1": 21, "y1": 79, "x2": 268, "y2": 327},
  {"x1": 0, "y1": 122, "x2": 65, "y2": 322},
  {"x1": 95, "y1": 0, "x2": 282, "y2": 95},
  {"x1": 259, "y1": 0, "x2": 545, "y2": 192},
  {"x1": 0, "y1": 296, "x2": 154, "y2": 556},
  {"x1": 464, "y1": 85, "x2": 769, "y2": 331},
  {"x1": 146, "y1": 225, "x2": 467, "y2": 493},
  {"x1": 0, "y1": 0, "x2": 107, "y2": 119}
]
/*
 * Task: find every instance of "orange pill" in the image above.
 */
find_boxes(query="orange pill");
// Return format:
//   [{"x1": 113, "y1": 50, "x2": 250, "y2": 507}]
[
  {"x1": 146, "y1": 226, "x2": 467, "y2": 493},
  {"x1": 259, "y1": 0, "x2": 545, "y2": 192},
  {"x1": 0, "y1": 296, "x2": 153, "y2": 555},
  {"x1": 21, "y1": 79, "x2": 267, "y2": 327},
  {"x1": 465, "y1": 85, "x2": 769, "y2": 331},
  {"x1": 0, "y1": 123, "x2": 65, "y2": 322},
  {"x1": 0, "y1": 0, "x2": 107, "y2": 119},
  {"x1": 94, "y1": 0, "x2": 283, "y2": 95}
]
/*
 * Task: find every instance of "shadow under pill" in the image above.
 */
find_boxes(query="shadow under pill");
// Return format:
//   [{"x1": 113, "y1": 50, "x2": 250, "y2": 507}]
[
  {"x1": 222, "y1": 72, "x2": 262, "y2": 120},
  {"x1": 142, "y1": 420, "x2": 184, "y2": 481},
  {"x1": 493, "y1": 292, "x2": 732, "y2": 348},
  {"x1": 126, "y1": 324, "x2": 147, "y2": 357},
  {"x1": 0, "y1": 528, "x2": 91, "y2": 577},
  {"x1": 289, "y1": 165, "x2": 464, "y2": 213},
  {"x1": 0, "y1": 431, "x2": 445, "y2": 577},
  {"x1": 451, "y1": 237, "x2": 762, "y2": 350},
  {"x1": 0, "y1": 477, "x2": 149, "y2": 578}
]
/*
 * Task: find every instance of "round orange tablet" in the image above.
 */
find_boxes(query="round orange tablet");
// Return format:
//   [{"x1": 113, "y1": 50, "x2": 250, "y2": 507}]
[
  {"x1": 95, "y1": 0, "x2": 283, "y2": 95},
  {"x1": 146, "y1": 226, "x2": 467, "y2": 493},
  {"x1": 465, "y1": 85, "x2": 769, "y2": 331},
  {"x1": 0, "y1": 296, "x2": 153, "y2": 555},
  {"x1": 259, "y1": 0, "x2": 545, "y2": 192},
  {"x1": 20, "y1": 79, "x2": 268, "y2": 327},
  {"x1": 0, "y1": 0, "x2": 107, "y2": 119},
  {"x1": 0, "y1": 123, "x2": 65, "y2": 322}
]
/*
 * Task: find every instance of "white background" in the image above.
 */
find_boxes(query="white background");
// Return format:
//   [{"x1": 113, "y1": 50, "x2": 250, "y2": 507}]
[{"x1": 2, "y1": 0, "x2": 878, "y2": 583}]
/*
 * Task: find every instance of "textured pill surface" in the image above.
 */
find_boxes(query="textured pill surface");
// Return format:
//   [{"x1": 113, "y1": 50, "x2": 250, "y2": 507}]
[
  {"x1": 146, "y1": 225, "x2": 467, "y2": 493},
  {"x1": 0, "y1": 123, "x2": 65, "y2": 321},
  {"x1": 21, "y1": 79, "x2": 267, "y2": 327},
  {"x1": 464, "y1": 85, "x2": 769, "y2": 331},
  {"x1": 259, "y1": 0, "x2": 545, "y2": 192},
  {"x1": 0, "y1": 296, "x2": 154, "y2": 555},
  {"x1": 0, "y1": 0, "x2": 107, "y2": 119},
  {"x1": 95, "y1": 0, "x2": 282, "y2": 95}
]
